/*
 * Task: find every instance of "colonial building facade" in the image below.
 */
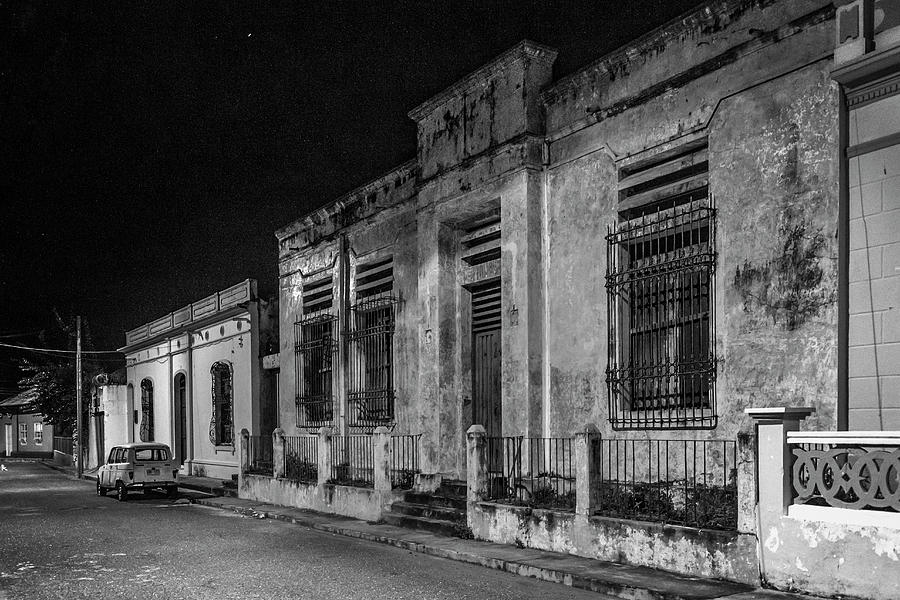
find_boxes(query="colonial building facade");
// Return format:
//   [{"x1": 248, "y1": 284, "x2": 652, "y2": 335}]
[
  {"x1": 120, "y1": 279, "x2": 277, "y2": 479},
  {"x1": 264, "y1": 2, "x2": 900, "y2": 596}
]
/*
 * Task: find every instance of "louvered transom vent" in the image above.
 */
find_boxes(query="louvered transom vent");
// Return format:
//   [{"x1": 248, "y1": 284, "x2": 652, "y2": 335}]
[
  {"x1": 355, "y1": 256, "x2": 393, "y2": 300},
  {"x1": 472, "y1": 281, "x2": 501, "y2": 333},
  {"x1": 460, "y1": 217, "x2": 501, "y2": 266},
  {"x1": 302, "y1": 275, "x2": 334, "y2": 315},
  {"x1": 618, "y1": 139, "x2": 708, "y2": 217}
]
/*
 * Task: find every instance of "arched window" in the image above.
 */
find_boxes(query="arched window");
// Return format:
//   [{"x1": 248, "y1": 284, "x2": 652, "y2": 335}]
[
  {"x1": 209, "y1": 362, "x2": 233, "y2": 445},
  {"x1": 140, "y1": 379, "x2": 154, "y2": 442}
]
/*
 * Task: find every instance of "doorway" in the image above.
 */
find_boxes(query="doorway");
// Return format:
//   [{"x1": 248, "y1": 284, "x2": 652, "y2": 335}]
[
  {"x1": 4, "y1": 423, "x2": 11, "y2": 457},
  {"x1": 174, "y1": 373, "x2": 187, "y2": 466},
  {"x1": 471, "y1": 280, "x2": 502, "y2": 469}
]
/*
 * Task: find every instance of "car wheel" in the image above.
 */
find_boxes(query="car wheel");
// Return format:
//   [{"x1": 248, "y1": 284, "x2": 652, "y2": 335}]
[
  {"x1": 96, "y1": 480, "x2": 104, "y2": 496},
  {"x1": 167, "y1": 486, "x2": 178, "y2": 499},
  {"x1": 116, "y1": 482, "x2": 128, "y2": 502}
]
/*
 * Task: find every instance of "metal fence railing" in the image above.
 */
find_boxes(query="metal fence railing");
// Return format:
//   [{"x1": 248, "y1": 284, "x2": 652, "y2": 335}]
[
  {"x1": 595, "y1": 438, "x2": 737, "y2": 530},
  {"x1": 329, "y1": 435, "x2": 374, "y2": 488},
  {"x1": 283, "y1": 435, "x2": 318, "y2": 483},
  {"x1": 485, "y1": 437, "x2": 576, "y2": 511},
  {"x1": 53, "y1": 436, "x2": 73, "y2": 456},
  {"x1": 390, "y1": 434, "x2": 421, "y2": 489},
  {"x1": 247, "y1": 435, "x2": 274, "y2": 475}
]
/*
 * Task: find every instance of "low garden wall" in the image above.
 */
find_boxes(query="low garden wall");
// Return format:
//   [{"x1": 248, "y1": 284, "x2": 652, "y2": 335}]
[{"x1": 468, "y1": 502, "x2": 759, "y2": 584}]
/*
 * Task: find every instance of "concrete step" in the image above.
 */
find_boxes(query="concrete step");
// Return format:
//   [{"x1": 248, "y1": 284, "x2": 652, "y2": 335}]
[
  {"x1": 380, "y1": 512, "x2": 466, "y2": 538},
  {"x1": 388, "y1": 501, "x2": 465, "y2": 522},
  {"x1": 403, "y1": 491, "x2": 467, "y2": 510},
  {"x1": 437, "y1": 479, "x2": 467, "y2": 498}
]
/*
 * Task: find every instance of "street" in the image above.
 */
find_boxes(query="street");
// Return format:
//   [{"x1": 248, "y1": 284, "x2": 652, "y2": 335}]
[{"x1": 0, "y1": 462, "x2": 603, "y2": 599}]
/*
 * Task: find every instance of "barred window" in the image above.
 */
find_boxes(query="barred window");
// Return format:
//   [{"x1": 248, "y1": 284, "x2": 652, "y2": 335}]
[
  {"x1": 606, "y1": 141, "x2": 718, "y2": 429},
  {"x1": 209, "y1": 362, "x2": 233, "y2": 445},
  {"x1": 347, "y1": 257, "x2": 397, "y2": 431},
  {"x1": 295, "y1": 275, "x2": 337, "y2": 430},
  {"x1": 140, "y1": 378, "x2": 154, "y2": 442}
]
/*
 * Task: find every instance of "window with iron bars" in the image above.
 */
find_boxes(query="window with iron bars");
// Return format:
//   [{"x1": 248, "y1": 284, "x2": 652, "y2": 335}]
[
  {"x1": 347, "y1": 257, "x2": 397, "y2": 431},
  {"x1": 295, "y1": 275, "x2": 336, "y2": 430},
  {"x1": 606, "y1": 140, "x2": 718, "y2": 429}
]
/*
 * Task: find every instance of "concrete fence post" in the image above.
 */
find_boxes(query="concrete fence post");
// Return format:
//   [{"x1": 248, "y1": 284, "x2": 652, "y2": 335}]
[
  {"x1": 272, "y1": 427, "x2": 285, "y2": 479},
  {"x1": 744, "y1": 407, "x2": 815, "y2": 528},
  {"x1": 373, "y1": 426, "x2": 392, "y2": 493},
  {"x1": 466, "y1": 424, "x2": 488, "y2": 504},
  {"x1": 317, "y1": 426, "x2": 333, "y2": 487},
  {"x1": 575, "y1": 424, "x2": 601, "y2": 516},
  {"x1": 239, "y1": 428, "x2": 250, "y2": 475},
  {"x1": 736, "y1": 430, "x2": 758, "y2": 534}
]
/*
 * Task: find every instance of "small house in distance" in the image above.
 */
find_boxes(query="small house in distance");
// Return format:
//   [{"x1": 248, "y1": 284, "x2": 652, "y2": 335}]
[{"x1": 0, "y1": 389, "x2": 53, "y2": 459}]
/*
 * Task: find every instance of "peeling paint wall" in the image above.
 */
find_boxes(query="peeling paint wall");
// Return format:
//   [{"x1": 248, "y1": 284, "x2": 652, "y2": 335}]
[
  {"x1": 542, "y1": 1, "x2": 838, "y2": 440},
  {"x1": 469, "y1": 502, "x2": 759, "y2": 585},
  {"x1": 760, "y1": 516, "x2": 900, "y2": 599}
]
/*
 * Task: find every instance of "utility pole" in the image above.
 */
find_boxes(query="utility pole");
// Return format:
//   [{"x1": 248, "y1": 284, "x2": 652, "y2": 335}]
[{"x1": 76, "y1": 316, "x2": 83, "y2": 479}]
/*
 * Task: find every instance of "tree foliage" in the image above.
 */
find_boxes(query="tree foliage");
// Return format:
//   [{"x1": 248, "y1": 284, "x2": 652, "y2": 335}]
[{"x1": 15, "y1": 312, "x2": 118, "y2": 436}]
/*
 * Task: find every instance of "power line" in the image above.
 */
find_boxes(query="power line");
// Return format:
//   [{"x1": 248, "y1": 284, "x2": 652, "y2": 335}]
[
  {"x1": 0, "y1": 342, "x2": 123, "y2": 355},
  {"x1": 0, "y1": 330, "x2": 44, "y2": 339}
]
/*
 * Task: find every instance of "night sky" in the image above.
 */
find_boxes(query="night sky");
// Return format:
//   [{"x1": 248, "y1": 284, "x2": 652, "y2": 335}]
[{"x1": 0, "y1": 0, "x2": 700, "y2": 393}]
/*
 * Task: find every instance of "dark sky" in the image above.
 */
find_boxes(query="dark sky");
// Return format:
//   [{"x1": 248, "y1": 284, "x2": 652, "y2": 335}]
[{"x1": 0, "y1": 0, "x2": 700, "y2": 391}]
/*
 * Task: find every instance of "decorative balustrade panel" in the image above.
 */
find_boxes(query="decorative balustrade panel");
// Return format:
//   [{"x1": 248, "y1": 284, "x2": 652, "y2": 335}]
[{"x1": 792, "y1": 443, "x2": 900, "y2": 511}]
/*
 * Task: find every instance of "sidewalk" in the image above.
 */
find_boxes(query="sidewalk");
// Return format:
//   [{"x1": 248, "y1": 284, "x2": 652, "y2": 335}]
[{"x1": 193, "y1": 494, "x2": 823, "y2": 600}]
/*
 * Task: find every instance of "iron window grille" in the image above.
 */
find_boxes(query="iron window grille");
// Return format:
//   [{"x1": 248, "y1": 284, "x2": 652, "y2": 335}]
[
  {"x1": 294, "y1": 313, "x2": 338, "y2": 430},
  {"x1": 295, "y1": 274, "x2": 337, "y2": 430},
  {"x1": 606, "y1": 197, "x2": 718, "y2": 429},
  {"x1": 209, "y1": 362, "x2": 234, "y2": 445},
  {"x1": 347, "y1": 295, "x2": 398, "y2": 431},
  {"x1": 140, "y1": 378, "x2": 154, "y2": 442}
]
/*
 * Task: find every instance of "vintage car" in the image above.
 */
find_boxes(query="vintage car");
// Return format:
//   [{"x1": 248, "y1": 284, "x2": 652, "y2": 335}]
[{"x1": 97, "y1": 442, "x2": 179, "y2": 501}]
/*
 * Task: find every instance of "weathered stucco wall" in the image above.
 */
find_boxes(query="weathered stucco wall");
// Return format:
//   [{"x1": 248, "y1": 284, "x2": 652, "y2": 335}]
[
  {"x1": 760, "y1": 513, "x2": 900, "y2": 599},
  {"x1": 542, "y1": 1, "x2": 838, "y2": 439},
  {"x1": 713, "y1": 66, "x2": 839, "y2": 436},
  {"x1": 239, "y1": 474, "x2": 402, "y2": 522},
  {"x1": 469, "y1": 503, "x2": 759, "y2": 585}
]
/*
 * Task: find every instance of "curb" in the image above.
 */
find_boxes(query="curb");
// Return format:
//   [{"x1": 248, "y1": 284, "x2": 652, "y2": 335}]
[{"x1": 194, "y1": 498, "x2": 761, "y2": 600}]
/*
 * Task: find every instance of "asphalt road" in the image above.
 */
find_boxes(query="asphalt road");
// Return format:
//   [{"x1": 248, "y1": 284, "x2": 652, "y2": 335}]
[{"x1": 0, "y1": 461, "x2": 604, "y2": 599}]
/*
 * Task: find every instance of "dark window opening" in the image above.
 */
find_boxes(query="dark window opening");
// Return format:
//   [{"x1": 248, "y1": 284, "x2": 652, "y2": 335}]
[
  {"x1": 210, "y1": 362, "x2": 233, "y2": 445},
  {"x1": 140, "y1": 379, "x2": 154, "y2": 442}
]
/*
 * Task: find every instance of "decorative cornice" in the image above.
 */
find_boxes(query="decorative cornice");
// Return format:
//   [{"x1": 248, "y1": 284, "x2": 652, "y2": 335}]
[
  {"x1": 542, "y1": 0, "x2": 787, "y2": 104},
  {"x1": 408, "y1": 40, "x2": 558, "y2": 122},
  {"x1": 275, "y1": 159, "x2": 417, "y2": 243}
]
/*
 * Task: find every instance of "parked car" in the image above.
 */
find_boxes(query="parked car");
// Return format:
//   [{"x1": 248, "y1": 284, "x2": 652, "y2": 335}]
[{"x1": 97, "y1": 442, "x2": 179, "y2": 501}]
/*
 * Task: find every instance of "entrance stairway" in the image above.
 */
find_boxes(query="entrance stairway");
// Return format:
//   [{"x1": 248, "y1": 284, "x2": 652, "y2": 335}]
[{"x1": 382, "y1": 479, "x2": 468, "y2": 537}]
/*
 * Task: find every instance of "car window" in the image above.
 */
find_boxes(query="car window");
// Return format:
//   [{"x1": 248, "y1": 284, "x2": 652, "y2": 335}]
[
  {"x1": 107, "y1": 448, "x2": 118, "y2": 463},
  {"x1": 116, "y1": 448, "x2": 125, "y2": 463},
  {"x1": 134, "y1": 448, "x2": 169, "y2": 461}
]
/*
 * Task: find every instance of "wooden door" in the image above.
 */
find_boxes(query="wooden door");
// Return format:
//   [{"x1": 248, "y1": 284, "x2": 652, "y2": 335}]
[{"x1": 472, "y1": 281, "x2": 502, "y2": 470}]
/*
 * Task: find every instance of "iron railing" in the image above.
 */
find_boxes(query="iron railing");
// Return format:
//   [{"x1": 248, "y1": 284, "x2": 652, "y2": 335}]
[
  {"x1": 53, "y1": 436, "x2": 73, "y2": 456},
  {"x1": 606, "y1": 199, "x2": 718, "y2": 430},
  {"x1": 391, "y1": 434, "x2": 421, "y2": 489},
  {"x1": 595, "y1": 437, "x2": 737, "y2": 529},
  {"x1": 346, "y1": 296, "x2": 398, "y2": 432},
  {"x1": 789, "y1": 432, "x2": 900, "y2": 512},
  {"x1": 247, "y1": 435, "x2": 274, "y2": 475},
  {"x1": 283, "y1": 435, "x2": 318, "y2": 483},
  {"x1": 329, "y1": 435, "x2": 374, "y2": 488},
  {"x1": 484, "y1": 437, "x2": 576, "y2": 511}
]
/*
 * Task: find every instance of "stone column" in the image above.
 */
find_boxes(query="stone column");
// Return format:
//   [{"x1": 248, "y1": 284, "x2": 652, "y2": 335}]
[
  {"x1": 239, "y1": 428, "x2": 250, "y2": 474},
  {"x1": 744, "y1": 407, "x2": 815, "y2": 524},
  {"x1": 574, "y1": 424, "x2": 601, "y2": 516},
  {"x1": 317, "y1": 426, "x2": 333, "y2": 487},
  {"x1": 373, "y1": 426, "x2": 392, "y2": 493},
  {"x1": 466, "y1": 425, "x2": 488, "y2": 503},
  {"x1": 272, "y1": 427, "x2": 285, "y2": 479}
]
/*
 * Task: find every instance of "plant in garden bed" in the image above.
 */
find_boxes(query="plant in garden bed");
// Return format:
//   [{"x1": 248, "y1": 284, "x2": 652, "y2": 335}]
[{"x1": 284, "y1": 451, "x2": 317, "y2": 482}]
